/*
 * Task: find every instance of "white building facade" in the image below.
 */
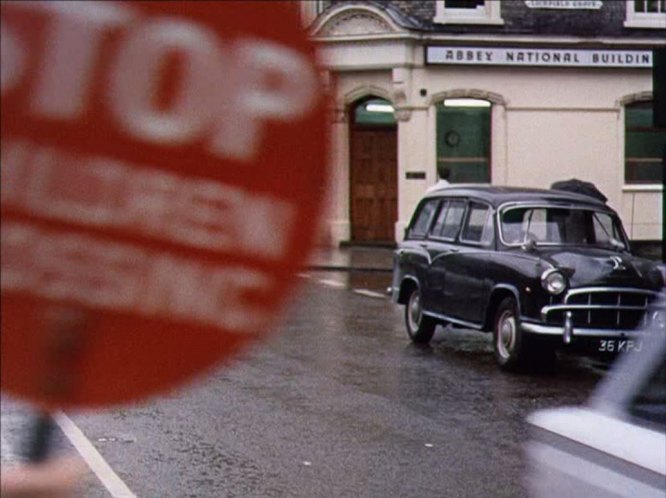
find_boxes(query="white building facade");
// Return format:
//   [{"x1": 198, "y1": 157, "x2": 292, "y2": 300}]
[{"x1": 305, "y1": 0, "x2": 665, "y2": 255}]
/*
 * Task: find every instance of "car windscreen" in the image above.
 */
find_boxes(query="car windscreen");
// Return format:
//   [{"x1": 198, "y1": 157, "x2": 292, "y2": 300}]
[{"x1": 500, "y1": 206, "x2": 628, "y2": 249}]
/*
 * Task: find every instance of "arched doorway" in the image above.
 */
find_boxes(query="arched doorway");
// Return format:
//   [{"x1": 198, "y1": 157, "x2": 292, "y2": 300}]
[{"x1": 349, "y1": 97, "x2": 397, "y2": 243}]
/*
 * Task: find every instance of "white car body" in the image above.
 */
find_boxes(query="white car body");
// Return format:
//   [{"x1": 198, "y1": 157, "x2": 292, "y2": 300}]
[{"x1": 525, "y1": 295, "x2": 666, "y2": 497}]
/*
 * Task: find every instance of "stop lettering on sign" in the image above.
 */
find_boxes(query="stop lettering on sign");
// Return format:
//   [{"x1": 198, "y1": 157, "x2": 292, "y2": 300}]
[{"x1": 1, "y1": 1, "x2": 319, "y2": 161}]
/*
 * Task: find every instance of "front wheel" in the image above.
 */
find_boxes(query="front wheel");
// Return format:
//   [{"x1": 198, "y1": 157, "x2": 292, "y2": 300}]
[
  {"x1": 493, "y1": 297, "x2": 529, "y2": 370},
  {"x1": 405, "y1": 285, "x2": 436, "y2": 344}
]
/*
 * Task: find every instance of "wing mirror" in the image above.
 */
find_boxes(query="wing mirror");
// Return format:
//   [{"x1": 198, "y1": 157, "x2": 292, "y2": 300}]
[
  {"x1": 610, "y1": 238, "x2": 626, "y2": 252},
  {"x1": 521, "y1": 234, "x2": 538, "y2": 252}
]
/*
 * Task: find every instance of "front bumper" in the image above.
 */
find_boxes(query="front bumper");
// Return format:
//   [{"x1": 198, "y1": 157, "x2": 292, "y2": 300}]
[
  {"x1": 520, "y1": 321, "x2": 651, "y2": 354},
  {"x1": 521, "y1": 322, "x2": 645, "y2": 339},
  {"x1": 520, "y1": 322, "x2": 643, "y2": 336}
]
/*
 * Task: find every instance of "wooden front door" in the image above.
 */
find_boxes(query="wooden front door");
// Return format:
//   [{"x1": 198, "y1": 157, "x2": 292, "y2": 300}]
[{"x1": 350, "y1": 128, "x2": 397, "y2": 242}]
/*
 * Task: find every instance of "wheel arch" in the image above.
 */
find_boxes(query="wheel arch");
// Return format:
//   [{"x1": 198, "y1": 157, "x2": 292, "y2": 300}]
[
  {"x1": 397, "y1": 276, "x2": 420, "y2": 305},
  {"x1": 483, "y1": 284, "x2": 521, "y2": 331}
]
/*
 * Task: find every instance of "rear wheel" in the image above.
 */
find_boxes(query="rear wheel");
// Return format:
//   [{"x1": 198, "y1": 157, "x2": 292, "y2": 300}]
[{"x1": 405, "y1": 285, "x2": 436, "y2": 344}]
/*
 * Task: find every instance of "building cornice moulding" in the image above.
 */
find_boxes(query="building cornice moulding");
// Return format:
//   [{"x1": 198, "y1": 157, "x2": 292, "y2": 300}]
[
  {"x1": 316, "y1": 39, "x2": 421, "y2": 70},
  {"x1": 313, "y1": 32, "x2": 666, "y2": 49},
  {"x1": 423, "y1": 33, "x2": 666, "y2": 48}
]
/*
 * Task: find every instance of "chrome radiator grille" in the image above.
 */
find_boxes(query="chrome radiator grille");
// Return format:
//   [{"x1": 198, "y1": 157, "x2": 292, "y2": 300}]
[{"x1": 542, "y1": 288, "x2": 659, "y2": 330}]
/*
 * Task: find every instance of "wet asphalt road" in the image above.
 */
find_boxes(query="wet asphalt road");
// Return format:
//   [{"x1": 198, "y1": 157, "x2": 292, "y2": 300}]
[{"x1": 1, "y1": 270, "x2": 608, "y2": 497}]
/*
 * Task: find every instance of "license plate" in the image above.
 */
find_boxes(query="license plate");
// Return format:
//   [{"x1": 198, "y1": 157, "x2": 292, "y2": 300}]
[{"x1": 598, "y1": 339, "x2": 643, "y2": 353}]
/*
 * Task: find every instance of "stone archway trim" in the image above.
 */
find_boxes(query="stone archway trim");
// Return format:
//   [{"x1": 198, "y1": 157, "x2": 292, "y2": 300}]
[
  {"x1": 428, "y1": 89, "x2": 508, "y2": 107},
  {"x1": 332, "y1": 85, "x2": 395, "y2": 123},
  {"x1": 343, "y1": 85, "x2": 395, "y2": 106},
  {"x1": 617, "y1": 91, "x2": 653, "y2": 107}
]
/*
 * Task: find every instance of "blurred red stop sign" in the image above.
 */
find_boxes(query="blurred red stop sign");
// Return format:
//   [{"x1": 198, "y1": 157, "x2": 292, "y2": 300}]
[{"x1": 1, "y1": 1, "x2": 329, "y2": 408}]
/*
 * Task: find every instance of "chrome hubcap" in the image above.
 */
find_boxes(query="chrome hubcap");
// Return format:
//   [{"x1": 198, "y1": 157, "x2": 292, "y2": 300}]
[
  {"x1": 497, "y1": 310, "x2": 516, "y2": 359},
  {"x1": 408, "y1": 292, "x2": 422, "y2": 331}
]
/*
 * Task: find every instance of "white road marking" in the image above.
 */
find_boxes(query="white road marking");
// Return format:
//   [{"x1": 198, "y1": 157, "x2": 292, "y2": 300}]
[
  {"x1": 317, "y1": 279, "x2": 346, "y2": 288},
  {"x1": 302, "y1": 273, "x2": 386, "y2": 299},
  {"x1": 54, "y1": 412, "x2": 137, "y2": 498},
  {"x1": 353, "y1": 289, "x2": 386, "y2": 299},
  {"x1": 1, "y1": 431, "x2": 16, "y2": 463},
  {"x1": 0, "y1": 414, "x2": 22, "y2": 464}
]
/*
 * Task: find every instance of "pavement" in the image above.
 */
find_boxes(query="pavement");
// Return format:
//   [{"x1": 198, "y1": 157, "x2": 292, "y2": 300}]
[
  {"x1": 305, "y1": 242, "x2": 662, "y2": 272},
  {"x1": 307, "y1": 245, "x2": 394, "y2": 272}
]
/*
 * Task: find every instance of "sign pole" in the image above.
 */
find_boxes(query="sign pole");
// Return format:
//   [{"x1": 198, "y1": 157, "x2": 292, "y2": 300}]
[
  {"x1": 25, "y1": 413, "x2": 56, "y2": 463},
  {"x1": 24, "y1": 307, "x2": 90, "y2": 462}
]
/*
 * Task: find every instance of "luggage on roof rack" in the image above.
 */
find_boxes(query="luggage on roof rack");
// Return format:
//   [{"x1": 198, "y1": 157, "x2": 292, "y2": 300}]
[{"x1": 550, "y1": 178, "x2": 608, "y2": 203}]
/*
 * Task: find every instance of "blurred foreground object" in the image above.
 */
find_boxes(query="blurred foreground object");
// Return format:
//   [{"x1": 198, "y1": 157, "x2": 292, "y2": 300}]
[
  {"x1": 526, "y1": 294, "x2": 666, "y2": 497},
  {"x1": 0, "y1": 456, "x2": 86, "y2": 498},
  {"x1": 0, "y1": 1, "x2": 329, "y2": 409}
]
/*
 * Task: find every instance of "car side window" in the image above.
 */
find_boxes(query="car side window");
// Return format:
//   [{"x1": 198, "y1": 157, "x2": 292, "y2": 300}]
[
  {"x1": 408, "y1": 199, "x2": 439, "y2": 239},
  {"x1": 432, "y1": 199, "x2": 466, "y2": 241},
  {"x1": 461, "y1": 203, "x2": 492, "y2": 245},
  {"x1": 430, "y1": 199, "x2": 451, "y2": 236},
  {"x1": 481, "y1": 211, "x2": 496, "y2": 245}
]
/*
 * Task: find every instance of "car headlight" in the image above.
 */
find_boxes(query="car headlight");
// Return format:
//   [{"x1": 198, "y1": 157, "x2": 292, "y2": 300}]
[
  {"x1": 651, "y1": 310, "x2": 666, "y2": 331},
  {"x1": 541, "y1": 269, "x2": 567, "y2": 295}
]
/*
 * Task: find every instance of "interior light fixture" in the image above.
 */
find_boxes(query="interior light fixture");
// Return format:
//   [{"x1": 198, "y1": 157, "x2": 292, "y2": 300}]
[
  {"x1": 443, "y1": 99, "x2": 491, "y2": 107},
  {"x1": 365, "y1": 103, "x2": 395, "y2": 113}
]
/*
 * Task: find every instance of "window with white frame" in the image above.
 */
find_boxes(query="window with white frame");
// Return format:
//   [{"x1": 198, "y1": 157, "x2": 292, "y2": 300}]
[
  {"x1": 624, "y1": 0, "x2": 666, "y2": 29},
  {"x1": 624, "y1": 101, "x2": 666, "y2": 184},
  {"x1": 434, "y1": 0, "x2": 504, "y2": 25}
]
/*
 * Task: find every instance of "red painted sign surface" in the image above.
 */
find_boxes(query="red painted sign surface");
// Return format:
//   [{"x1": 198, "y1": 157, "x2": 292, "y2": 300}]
[{"x1": 1, "y1": 1, "x2": 329, "y2": 408}]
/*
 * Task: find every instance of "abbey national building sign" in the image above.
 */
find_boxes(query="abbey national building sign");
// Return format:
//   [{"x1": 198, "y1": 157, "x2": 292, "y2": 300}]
[{"x1": 426, "y1": 46, "x2": 653, "y2": 68}]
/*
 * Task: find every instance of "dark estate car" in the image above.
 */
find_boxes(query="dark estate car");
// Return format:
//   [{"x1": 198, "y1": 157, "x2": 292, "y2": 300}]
[{"x1": 391, "y1": 185, "x2": 666, "y2": 370}]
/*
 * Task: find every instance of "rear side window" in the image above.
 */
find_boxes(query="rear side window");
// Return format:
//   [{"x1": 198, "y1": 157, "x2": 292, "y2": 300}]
[
  {"x1": 432, "y1": 200, "x2": 466, "y2": 240},
  {"x1": 408, "y1": 199, "x2": 439, "y2": 239},
  {"x1": 461, "y1": 203, "x2": 493, "y2": 245}
]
